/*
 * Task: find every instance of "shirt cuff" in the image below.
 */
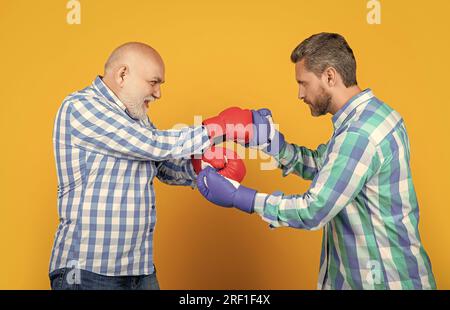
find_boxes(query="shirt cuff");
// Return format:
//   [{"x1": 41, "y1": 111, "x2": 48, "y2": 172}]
[
  {"x1": 253, "y1": 193, "x2": 269, "y2": 216},
  {"x1": 199, "y1": 126, "x2": 211, "y2": 153},
  {"x1": 188, "y1": 159, "x2": 198, "y2": 187},
  {"x1": 276, "y1": 143, "x2": 294, "y2": 165},
  {"x1": 274, "y1": 143, "x2": 297, "y2": 176}
]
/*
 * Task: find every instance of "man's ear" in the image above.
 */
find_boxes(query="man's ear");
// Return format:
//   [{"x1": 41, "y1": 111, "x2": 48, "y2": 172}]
[
  {"x1": 323, "y1": 67, "x2": 337, "y2": 87},
  {"x1": 115, "y1": 65, "x2": 128, "y2": 88}
]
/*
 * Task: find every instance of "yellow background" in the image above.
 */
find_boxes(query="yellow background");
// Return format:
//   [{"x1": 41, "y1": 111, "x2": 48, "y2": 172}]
[{"x1": 0, "y1": 0, "x2": 449, "y2": 289}]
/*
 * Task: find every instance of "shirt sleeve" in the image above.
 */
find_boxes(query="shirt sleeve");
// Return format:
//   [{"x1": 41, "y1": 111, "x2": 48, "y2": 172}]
[
  {"x1": 155, "y1": 159, "x2": 198, "y2": 188},
  {"x1": 68, "y1": 98, "x2": 210, "y2": 161},
  {"x1": 254, "y1": 131, "x2": 380, "y2": 231},
  {"x1": 274, "y1": 142, "x2": 329, "y2": 180}
]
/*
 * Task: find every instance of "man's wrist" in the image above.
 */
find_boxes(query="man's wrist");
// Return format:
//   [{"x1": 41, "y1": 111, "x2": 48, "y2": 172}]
[
  {"x1": 253, "y1": 193, "x2": 269, "y2": 215},
  {"x1": 263, "y1": 131, "x2": 286, "y2": 156},
  {"x1": 275, "y1": 142, "x2": 295, "y2": 165}
]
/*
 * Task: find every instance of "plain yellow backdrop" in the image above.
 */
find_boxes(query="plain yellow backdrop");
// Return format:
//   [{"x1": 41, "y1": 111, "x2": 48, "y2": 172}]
[{"x1": 0, "y1": 0, "x2": 449, "y2": 289}]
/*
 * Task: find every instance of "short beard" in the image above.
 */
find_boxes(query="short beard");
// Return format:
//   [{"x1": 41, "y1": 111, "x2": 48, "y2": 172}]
[
  {"x1": 310, "y1": 87, "x2": 331, "y2": 116},
  {"x1": 126, "y1": 102, "x2": 147, "y2": 121},
  {"x1": 125, "y1": 96, "x2": 155, "y2": 121}
]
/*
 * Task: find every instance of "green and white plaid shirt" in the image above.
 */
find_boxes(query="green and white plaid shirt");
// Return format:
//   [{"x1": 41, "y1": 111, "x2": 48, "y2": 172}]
[{"x1": 254, "y1": 89, "x2": 436, "y2": 289}]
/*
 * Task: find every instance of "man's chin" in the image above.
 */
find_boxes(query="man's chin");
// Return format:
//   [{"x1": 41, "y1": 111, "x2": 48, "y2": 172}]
[
  {"x1": 309, "y1": 107, "x2": 319, "y2": 117},
  {"x1": 128, "y1": 109, "x2": 148, "y2": 121},
  {"x1": 308, "y1": 105, "x2": 328, "y2": 117}
]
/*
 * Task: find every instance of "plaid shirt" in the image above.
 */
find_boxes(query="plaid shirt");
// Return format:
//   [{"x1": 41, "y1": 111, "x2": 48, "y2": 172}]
[
  {"x1": 50, "y1": 76, "x2": 210, "y2": 276},
  {"x1": 254, "y1": 89, "x2": 436, "y2": 289}
]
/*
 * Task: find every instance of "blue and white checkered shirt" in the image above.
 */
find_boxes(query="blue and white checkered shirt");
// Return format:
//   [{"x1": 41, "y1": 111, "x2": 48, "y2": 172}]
[{"x1": 50, "y1": 76, "x2": 210, "y2": 276}]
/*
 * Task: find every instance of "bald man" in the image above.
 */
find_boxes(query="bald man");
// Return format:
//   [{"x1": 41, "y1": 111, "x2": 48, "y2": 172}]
[{"x1": 49, "y1": 42, "x2": 252, "y2": 290}]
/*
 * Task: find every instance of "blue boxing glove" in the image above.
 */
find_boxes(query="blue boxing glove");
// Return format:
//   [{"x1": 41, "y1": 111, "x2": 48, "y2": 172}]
[
  {"x1": 249, "y1": 108, "x2": 286, "y2": 156},
  {"x1": 197, "y1": 166, "x2": 257, "y2": 214}
]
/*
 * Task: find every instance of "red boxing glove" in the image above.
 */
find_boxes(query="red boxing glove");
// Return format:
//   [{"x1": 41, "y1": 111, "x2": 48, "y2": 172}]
[
  {"x1": 203, "y1": 107, "x2": 253, "y2": 145},
  {"x1": 192, "y1": 146, "x2": 246, "y2": 183}
]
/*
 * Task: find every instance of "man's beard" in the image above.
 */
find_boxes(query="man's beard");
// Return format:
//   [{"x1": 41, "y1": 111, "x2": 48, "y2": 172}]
[
  {"x1": 126, "y1": 96, "x2": 155, "y2": 121},
  {"x1": 307, "y1": 87, "x2": 331, "y2": 117}
]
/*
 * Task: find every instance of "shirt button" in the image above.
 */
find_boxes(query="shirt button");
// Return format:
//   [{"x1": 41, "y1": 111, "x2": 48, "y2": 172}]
[
  {"x1": 150, "y1": 228, "x2": 154, "y2": 233},
  {"x1": 152, "y1": 205, "x2": 155, "y2": 210}
]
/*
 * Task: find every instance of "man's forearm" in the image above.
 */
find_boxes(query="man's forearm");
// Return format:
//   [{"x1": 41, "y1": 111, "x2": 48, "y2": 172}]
[{"x1": 156, "y1": 159, "x2": 198, "y2": 187}]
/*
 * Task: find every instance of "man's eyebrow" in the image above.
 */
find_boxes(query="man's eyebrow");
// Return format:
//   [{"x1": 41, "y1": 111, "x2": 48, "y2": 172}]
[{"x1": 150, "y1": 77, "x2": 165, "y2": 83}]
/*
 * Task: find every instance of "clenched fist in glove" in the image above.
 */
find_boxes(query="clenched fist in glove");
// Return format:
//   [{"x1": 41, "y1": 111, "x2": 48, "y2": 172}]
[
  {"x1": 197, "y1": 166, "x2": 257, "y2": 214},
  {"x1": 203, "y1": 107, "x2": 253, "y2": 145},
  {"x1": 247, "y1": 108, "x2": 286, "y2": 156},
  {"x1": 203, "y1": 106, "x2": 286, "y2": 156},
  {"x1": 192, "y1": 146, "x2": 246, "y2": 183}
]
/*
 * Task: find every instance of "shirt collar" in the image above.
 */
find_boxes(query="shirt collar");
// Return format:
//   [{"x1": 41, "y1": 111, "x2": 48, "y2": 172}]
[
  {"x1": 92, "y1": 76, "x2": 152, "y2": 127},
  {"x1": 92, "y1": 76, "x2": 128, "y2": 111},
  {"x1": 332, "y1": 88, "x2": 374, "y2": 129}
]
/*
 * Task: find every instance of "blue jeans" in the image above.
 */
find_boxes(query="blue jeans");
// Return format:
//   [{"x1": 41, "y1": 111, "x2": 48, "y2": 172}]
[{"x1": 49, "y1": 267, "x2": 160, "y2": 290}]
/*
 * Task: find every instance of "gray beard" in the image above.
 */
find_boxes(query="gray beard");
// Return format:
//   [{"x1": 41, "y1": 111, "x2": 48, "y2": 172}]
[{"x1": 126, "y1": 103, "x2": 147, "y2": 121}]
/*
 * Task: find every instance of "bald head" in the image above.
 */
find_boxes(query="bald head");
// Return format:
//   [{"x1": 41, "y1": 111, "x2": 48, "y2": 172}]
[
  {"x1": 104, "y1": 42, "x2": 163, "y2": 76},
  {"x1": 102, "y1": 42, "x2": 165, "y2": 121}
]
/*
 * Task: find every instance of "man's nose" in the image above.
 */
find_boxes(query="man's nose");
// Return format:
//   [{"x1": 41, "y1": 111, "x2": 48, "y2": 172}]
[
  {"x1": 153, "y1": 86, "x2": 161, "y2": 99},
  {"x1": 298, "y1": 87, "x2": 305, "y2": 100}
]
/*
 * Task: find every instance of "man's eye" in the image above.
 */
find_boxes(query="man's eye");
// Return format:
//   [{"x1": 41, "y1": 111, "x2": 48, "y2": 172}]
[{"x1": 149, "y1": 81, "x2": 157, "y2": 86}]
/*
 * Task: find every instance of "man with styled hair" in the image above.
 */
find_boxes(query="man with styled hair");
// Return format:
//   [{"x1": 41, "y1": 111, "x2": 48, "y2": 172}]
[{"x1": 197, "y1": 33, "x2": 437, "y2": 290}]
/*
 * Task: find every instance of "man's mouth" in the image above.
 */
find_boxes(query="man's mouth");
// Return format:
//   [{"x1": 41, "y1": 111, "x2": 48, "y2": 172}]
[{"x1": 144, "y1": 98, "x2": 154, "y2": 108}]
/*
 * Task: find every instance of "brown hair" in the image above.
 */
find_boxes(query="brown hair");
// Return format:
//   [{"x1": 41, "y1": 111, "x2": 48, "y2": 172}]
[{"x1": 291, "y1": 33, "x2": 357, "y2": 87}]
